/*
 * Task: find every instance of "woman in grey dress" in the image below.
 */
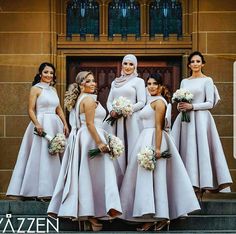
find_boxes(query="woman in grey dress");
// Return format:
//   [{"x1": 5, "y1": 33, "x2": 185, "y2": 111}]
[
  {"x1": 106, "y1": 54, "x2": 146, "y2": 188},
  {"x1": 47, "y1": 71, "x2": 122, "y2": 231},
  {"x1": 171, "y1": 51, "x2": 232, "y2": 199},
  {"x1": 7, "y1": 62, "x2": 69, "y2": 199},
  {"x1": 120, "y1": 74, "x2": 200, "y2": 231}
]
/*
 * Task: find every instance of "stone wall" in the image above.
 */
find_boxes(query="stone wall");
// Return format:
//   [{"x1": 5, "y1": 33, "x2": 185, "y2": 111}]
[
  {"x1": 0, "y1": 0, "x2": 235, "y2": 198},
  {"x1": 192, "y1": 0, "x2": 236, "y2": 191},
  {"x1": 0, "y1": 0, "x2": 53, "y2": 198}
]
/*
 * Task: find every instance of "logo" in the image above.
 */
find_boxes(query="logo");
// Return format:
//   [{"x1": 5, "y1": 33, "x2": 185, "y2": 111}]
[{"x1": 0, "y1": 213, "x2": 59, "y2": 233}]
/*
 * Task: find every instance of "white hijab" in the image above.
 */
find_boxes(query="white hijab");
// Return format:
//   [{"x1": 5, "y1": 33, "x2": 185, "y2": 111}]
[{"x1": 114, "y1": 54, "x2": 138, "y2": 88}]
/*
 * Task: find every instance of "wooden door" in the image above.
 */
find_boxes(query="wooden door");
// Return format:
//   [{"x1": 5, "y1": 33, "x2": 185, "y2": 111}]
[{"x1": 67, "y1": 56, "x2": 181, "y2": 121}]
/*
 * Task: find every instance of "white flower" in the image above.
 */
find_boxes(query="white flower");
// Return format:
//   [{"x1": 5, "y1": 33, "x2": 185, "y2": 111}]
[
  {"x1": 48, "y1": 133, "x2": 66, "y2": 155},
  {"x1": 105, "y1": 133, "x2": 124, "y2": 160},
  {"x1": 172, "y1": 88, "x2": 194, "y2": 103},
  {"x1": 112, "y1": 96, "x2": 134, "y2": 117},
  {"x1": 137, "y1": 146, "x2": 156, "y2": 171}
]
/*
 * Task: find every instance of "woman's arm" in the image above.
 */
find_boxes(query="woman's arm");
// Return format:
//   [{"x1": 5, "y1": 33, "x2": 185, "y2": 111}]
[
  {"x1": 179, "y1": 78, "x2": 214, "y2": 111},
  {"x1": 192, "y1": 78, "x2": 214, "y2": 110},
  {"x1": 107, "y1": 83, "x2": 114, "y2": 113},
  {"x1": 133, "y1": 79, "x2": 146, "y2": 112},
  {"x1": 56, "y1": 105, "x2": 69, "y2": 137},
  {"x1": 28, "y1": 87, "x2": 43, "y2": 134},
  {"x1": 83, "y1": 97, "x2": 109, "y2": 153},
  {"x1": 152, "y1": 100, "x2": 166, "y2": 158}
]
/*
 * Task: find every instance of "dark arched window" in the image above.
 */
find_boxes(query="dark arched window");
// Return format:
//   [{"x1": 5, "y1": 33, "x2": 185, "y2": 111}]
[
  {"x1": 149, "y1": 0, "x2": 182, "y2": 39},
  {"x1": 66, "y1": 0, "x2": 99, "y2": 38},
  {"x1": 108, "y1": 0, "x2": 140, "y2": 39}
]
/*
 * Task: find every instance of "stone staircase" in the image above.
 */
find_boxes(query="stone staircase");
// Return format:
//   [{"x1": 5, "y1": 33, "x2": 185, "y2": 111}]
[{"x1": 0, "y1": 193, "x2": 236, "y2": 233}]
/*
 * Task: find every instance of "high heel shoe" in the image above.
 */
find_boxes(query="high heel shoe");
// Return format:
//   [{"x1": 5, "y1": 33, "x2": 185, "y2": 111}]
[
  {"x1": 154, "y1": 220, "x2": 170, "y2": 231},
  {"x1": 88, "y1": 218, "x2": 103, "y2": 232},
  {"x1": 136, "y1": 222, "x2": 157, "y2": 231},
  {"x1": 195, "y1": 189, "x2": 205, "y2": 202}
]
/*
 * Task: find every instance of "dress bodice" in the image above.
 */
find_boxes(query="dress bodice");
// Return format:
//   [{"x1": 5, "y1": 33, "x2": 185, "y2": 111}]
[
  {"x1": 110, "y1": 81, "x2": 138, "y2": 104},
  {"x1": 140, "y1": 96, "x2": 170, "y2": 130},
  {"x1": 35, "y1": 82, "x2": 59, "y2": 115},
  {"x1": 75, "y1": 93, "x2": 106, "y2": 128},
  {"x1": 107, "y1": 77, "x2": 146, "y2": 112}
]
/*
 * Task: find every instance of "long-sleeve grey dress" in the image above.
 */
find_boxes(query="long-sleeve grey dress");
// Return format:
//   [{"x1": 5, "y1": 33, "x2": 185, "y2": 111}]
[
  {"x1": 106, "y1": 76, "x2": 146, "y2": 188},
  {"x1": 172, "y1": 77, "x2": 232, "y2": 191}
]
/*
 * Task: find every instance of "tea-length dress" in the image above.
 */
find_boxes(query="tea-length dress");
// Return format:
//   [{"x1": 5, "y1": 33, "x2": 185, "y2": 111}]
[
  {"x1": 7, "y1": 82, "x2": 64, "y2": 198},
  {"x1": 106, "y1": 76, "x2": 146, "y2": 187},
  {"x1": 47, "y1": 93, "x2": 122, "y2": 218},
  {"x1": 171, "y1": 77, "x2": 232, "y2": 191},
  {"x1": 120, "y1": 96, "x2": 200, "y2": 221}
]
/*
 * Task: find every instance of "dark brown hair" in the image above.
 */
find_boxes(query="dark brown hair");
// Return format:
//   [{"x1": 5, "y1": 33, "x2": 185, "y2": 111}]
[
  {"x1": 32, "y1": 62, "x2": 56, "y2": 86},
  {"x1": 147, "y1": 73, "x2": 171, "y2": 103}
]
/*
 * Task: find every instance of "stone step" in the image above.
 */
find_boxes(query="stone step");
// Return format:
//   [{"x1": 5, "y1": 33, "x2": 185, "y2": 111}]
[
  {"x1": 1, "y1": 231, "x2": 236, "y2": 234},
  {"x1": 1, "y1": 200, "x2": 236, "y2": 215},
  {"x1": 0, "y1": 215, "x2": 236, "y2": 232},
  {"x1": 170, "y1": 215, "x2": 236, "y2": 231},
  {"x1": 0, "y1": 200, "x2": 48, "y2": 215},
  {"x1": 192, "y1": 200, "x2": 236, "y2": 215}
]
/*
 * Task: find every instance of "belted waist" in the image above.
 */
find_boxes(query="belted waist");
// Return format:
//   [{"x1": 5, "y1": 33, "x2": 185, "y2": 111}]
[
  {"x1": 37, "y1": 111, "x2": 56, "y2": 115},
  {"x1": 80, "y1": 123, "x2": 103, "y2": 129}
]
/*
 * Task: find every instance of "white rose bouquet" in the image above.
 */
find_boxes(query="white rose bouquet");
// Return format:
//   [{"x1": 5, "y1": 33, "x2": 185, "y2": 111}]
[
  {"x1": 34, "y1": 128, "x2": 66, "y2": 155},
  {"x1": 138, "y1": 146, "x2": 171, "y2": 171},
  {"x1": 172, "y1": 88, "x2": 194, "y2": 122},
  {"x1": 106, "y1": 96, "x2": 134, "y2": 126},
  {"x1": 89, "y1": 133, "x2": 124, "y2": 160}
]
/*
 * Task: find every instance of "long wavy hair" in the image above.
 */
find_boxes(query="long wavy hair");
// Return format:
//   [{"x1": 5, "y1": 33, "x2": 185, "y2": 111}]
[
  {"x1": 64, "y1": 71, "x2": 93, "y2": 111},
  {"x1": 147, "y1": 73, "x2": 171, "y2": 103},
  {"x1": 32, "y1": 62, "x2": 56, "y2": 86}
]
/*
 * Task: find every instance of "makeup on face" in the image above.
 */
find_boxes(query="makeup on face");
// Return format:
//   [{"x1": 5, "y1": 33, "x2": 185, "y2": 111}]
[
  {"x1": 147, "y1": 78, "x2": 159, "y2": 96},
  {"x1": 83, "y1": 74, "x2": 96, "y2": 93},
  {"x1": 40, "y1": 66, "x2": 54, "y2": 83},
  {"x1": 122, "y1": 61, "x2": 135, "y2": 75},
  {"x1": 189, "y1": 55, "x2": 204, "y2": 71}
]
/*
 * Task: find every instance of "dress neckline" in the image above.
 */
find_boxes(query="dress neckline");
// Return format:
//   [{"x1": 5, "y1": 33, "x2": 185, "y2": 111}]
[
  {"x1": 35, "y1": 82, "x2": 51, "y2": 89},
  {"x1": 187, "y1": 76, "x2": 208, "y2": 80},
  {"x1": 79, "y1": 93, "x2": 97, "y2": 101}
]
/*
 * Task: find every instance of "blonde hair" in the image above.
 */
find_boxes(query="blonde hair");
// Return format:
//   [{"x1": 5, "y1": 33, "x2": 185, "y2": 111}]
[{"x1": 64, "y1": 71, "x2": 93, "y2": 111}]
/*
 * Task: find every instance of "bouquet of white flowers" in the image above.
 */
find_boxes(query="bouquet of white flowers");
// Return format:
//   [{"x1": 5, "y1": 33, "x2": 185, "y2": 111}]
[
  {"x1": 172, "y1": 88, "x2": 194, "y2": 122},
  {"x1": 137, "y1": 146, "x2": 171, "y2": 171},
  {"x1": 106, "y1": 96, "x2": 134, "y2": 126},
  {"x1": 34, "y1": 128, "x2": 66, "y2": 155},
  {"x1": 89, "y1": 133, "x2": 124, "y2": 160}
]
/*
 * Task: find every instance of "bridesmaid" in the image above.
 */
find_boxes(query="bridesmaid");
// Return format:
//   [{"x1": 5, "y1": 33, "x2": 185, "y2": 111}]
[
  {"x1": 106, "y1": 54, "x2": 146, "y2": 187},
  {"x1": 120, "y1": 74, "x2": 200, "y2": 231},
  {"x1": 47, "y1": 71, "x2": 122, "y2": 231},
  {"x1": 7, "y1": 62, "x2": 69, "y2": 199},
  {"x1": 172, "y1": 51, "x2": 232, "y2": 199}
]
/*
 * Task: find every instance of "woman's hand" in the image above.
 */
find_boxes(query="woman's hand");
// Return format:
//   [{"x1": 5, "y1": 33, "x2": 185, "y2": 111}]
[
  {"x1": 64, "y1": 125, "x2": 70, "y2": 137},
  {"x1": 155, "y1": 149, "x2": 161, "y2": 159},
  {"x1": 110, "y1": 111, "x2": 119, "y2": 118},
  {"x1": 178, "y1": 102, "x2": 193, "y2": 112},
  {"x1": 98, "y1": 143, "x2": 110, "y2": 153},
  {"x1": 35, "y1": 123, "x2": 43, "y2": 136}
]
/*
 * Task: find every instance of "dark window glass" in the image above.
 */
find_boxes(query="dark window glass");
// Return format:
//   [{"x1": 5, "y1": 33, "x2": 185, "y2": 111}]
[
  {"x1": 149, "y1": 0, "x2": 182, "y2": 39},
  {"x1": 108, "y1": 0, "x2": 140, "y2": 38},
  {"x1": 66, "y1": 0, "x2": 99, "y2": 37}
]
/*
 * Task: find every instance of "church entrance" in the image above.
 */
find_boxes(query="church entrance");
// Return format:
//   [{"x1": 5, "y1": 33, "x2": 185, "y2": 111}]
[{"x1": 66, "y1": 56, "x2": 182, "y2": 120}]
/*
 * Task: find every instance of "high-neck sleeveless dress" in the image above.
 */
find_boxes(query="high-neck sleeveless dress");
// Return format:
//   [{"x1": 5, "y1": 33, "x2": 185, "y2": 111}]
[
  {"x1": 171, "y1": 77, "x2": 232, "y2": 191},
  {"x1": 47, "y1": 93, "x2": 122, "y2": 219},
  {"x1": 106, "y1": 76, "x2": 146, "y2": 188},
  {"x1": 120, "y1": 96, "x2": 200, "y2": 221},
  {"x1": 7, "y1": 82, "x2": 64, "y2": 198}
]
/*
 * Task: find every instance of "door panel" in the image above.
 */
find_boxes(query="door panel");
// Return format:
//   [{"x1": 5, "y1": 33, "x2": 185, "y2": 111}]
[{"x1": 66, "y1": 56, "x2": 181, "y2": 121}]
